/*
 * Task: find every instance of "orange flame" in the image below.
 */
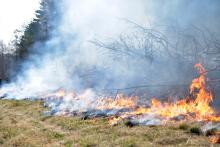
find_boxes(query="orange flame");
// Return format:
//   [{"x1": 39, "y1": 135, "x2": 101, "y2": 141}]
[
  {"x1": 210, "y1": 136, "x2": 220, "y2": 144},
  {"x1": 132, "y1": 63, "x2": 219, "y2": 121},
  {"x1": 105, "y1": 64, "x2": 220, "y2": 124},
  {"x1": 41, "y1": 64, "x2": 220, "y2": 125},
  {"x1": 97, "y1": 94, "x2": 137, "y2": 110}
]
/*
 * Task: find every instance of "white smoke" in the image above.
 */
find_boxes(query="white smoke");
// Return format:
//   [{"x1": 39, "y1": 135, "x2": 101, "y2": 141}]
[
  {"x1": 0, "y1": 0, "x2": 152, "y2": 98},
  {"x1": 1, "y1": 0, "x2": 220, "y2": 102},
  {"x1": 0, "y1": 0, "x2": 219, "y2": 127}
]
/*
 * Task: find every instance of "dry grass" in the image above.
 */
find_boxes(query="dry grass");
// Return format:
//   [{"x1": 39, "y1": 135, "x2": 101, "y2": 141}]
[{"x1": 0, "y1": 100, "x2": 213, "y2": 147}]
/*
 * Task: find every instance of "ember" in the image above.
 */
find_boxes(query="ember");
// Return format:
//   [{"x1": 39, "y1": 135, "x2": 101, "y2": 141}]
[{"x1": 210, "y1": 135, "x2": 220, "y2": 144}]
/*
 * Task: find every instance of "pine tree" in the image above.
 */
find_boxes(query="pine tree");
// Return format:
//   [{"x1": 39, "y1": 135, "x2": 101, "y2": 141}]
[{"x1": 15, "y1": 0, "x2": 56, "y2": 59}]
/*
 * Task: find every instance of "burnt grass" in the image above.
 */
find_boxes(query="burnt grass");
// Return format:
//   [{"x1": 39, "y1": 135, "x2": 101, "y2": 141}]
[{"x1": 0, "y1": 100, "x2": 214, "y2": 147}]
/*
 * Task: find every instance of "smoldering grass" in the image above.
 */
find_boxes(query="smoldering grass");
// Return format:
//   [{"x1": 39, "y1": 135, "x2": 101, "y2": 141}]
[
  {"x1": 0, "y1": 99, "x2": 212, "y2": 146},
  {"x1": 189, "y1": 126, "x2": 203, "y2": 135},
  {"x1": 124, "y1": 120, "x2": 138, "y2": 128},
  {"x1": 205, "y1": 128, "x2": 218, "y2": 136}
]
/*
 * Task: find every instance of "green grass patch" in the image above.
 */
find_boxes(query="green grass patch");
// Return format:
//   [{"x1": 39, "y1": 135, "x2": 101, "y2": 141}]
[{"x1": 179, "y1": 123, "x2": 190, "y2": 130}]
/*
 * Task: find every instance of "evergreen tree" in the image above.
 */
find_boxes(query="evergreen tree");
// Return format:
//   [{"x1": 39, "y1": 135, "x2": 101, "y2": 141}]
[{"x1": 15, "y1": 0, "x2": 56, "y2": 59}]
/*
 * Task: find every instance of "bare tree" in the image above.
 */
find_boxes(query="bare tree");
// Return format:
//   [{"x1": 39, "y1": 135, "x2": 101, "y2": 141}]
[
  {"x1": 0, "y1": 40, "x2": 17, "y2": 83},
  {"x1": 0, "y1": 40, "x2": 6, "y2": 81},
  {"x1": 91, "y1": 21, "x2": 220, "y2": 69},
  {"x1": 90, "y1": 21, "x2": 220, "y2": 97}
]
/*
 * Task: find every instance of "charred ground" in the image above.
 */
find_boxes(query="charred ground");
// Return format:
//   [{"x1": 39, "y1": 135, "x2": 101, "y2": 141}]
[{"x1": 0, "y1": 99, "x2": 214, "y2": 147}]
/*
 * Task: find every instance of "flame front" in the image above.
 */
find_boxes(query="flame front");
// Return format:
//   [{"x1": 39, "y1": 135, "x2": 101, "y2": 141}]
[
  {"x1": 140, "y1": 64, "x2": 218, "y2": 121},
  {"x1": 97, "y1": 94, "x2": 137, "y2": 110},
  {"x1": 104, "y1": 64, "x2": 220, "y2": 124},
  {"x1": 1, "y1": 64, "x2": 218, "y2": 125}
]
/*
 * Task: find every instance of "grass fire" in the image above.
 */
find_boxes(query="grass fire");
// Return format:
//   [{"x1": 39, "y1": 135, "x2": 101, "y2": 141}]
[
  {"x1": 28, "y1": 64, "x2": 220, "y2": 126},
  {"x1": 1, "y1": 0, "x2": 220, "y2": 146}
]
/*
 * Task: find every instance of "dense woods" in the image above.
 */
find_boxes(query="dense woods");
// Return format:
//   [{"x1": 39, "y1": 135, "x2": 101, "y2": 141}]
[
  {"x1": 0, "y1": 0, "x2": 56, "y2": 82},
  {"x1": 15, "y1": 0, "x2": 56, "y2": 59}
]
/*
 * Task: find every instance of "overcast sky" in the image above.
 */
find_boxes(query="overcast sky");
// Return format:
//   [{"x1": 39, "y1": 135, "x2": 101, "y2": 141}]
[{"x1": 0, "y1": 0, "x2": 40, "y2": 44}]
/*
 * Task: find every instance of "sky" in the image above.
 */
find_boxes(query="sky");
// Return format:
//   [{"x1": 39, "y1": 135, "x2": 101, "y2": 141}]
[{"x1": 0, "y1": 0, "x2": 40, "y2": 44}]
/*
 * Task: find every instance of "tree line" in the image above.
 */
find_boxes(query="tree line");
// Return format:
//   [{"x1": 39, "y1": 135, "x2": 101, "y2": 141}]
[{"x1": 0, "y1": 0, "x2": 56, "y2": 83}]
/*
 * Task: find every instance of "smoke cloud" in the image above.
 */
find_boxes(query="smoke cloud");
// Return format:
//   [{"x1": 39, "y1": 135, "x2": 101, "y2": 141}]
[{"x1": 1, "y1": 0, "x2": 220, "y2": 101}]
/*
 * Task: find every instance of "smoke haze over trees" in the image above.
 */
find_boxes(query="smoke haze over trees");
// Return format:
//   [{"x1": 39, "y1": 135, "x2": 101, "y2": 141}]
[
  {"x1": 0, "y1": 0, "x2": 219, "y2": 102},
  {"x1": 14, "y1": 0, "x2": 56, "y2": 59}
]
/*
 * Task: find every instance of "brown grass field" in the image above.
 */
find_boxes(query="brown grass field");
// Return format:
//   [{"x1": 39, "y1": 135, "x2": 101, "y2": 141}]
[{"x1": 0, "y1": 99, "x2": 217, "y2": 147}]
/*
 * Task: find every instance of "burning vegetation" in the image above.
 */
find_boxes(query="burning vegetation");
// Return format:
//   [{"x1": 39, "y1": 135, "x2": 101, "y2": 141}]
[
  {"x1": 1, "y1": 62, "x2": 220, "y2": 142},
  {"x1": 1, "y1": 63, "x2": 220, "y2": 146},
  {"x1": 34, "y1": 63, "x2": 220, "y2": 128},
  {"x1": 0, "y1": 0, "x2": 220, "y2": 146}
]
